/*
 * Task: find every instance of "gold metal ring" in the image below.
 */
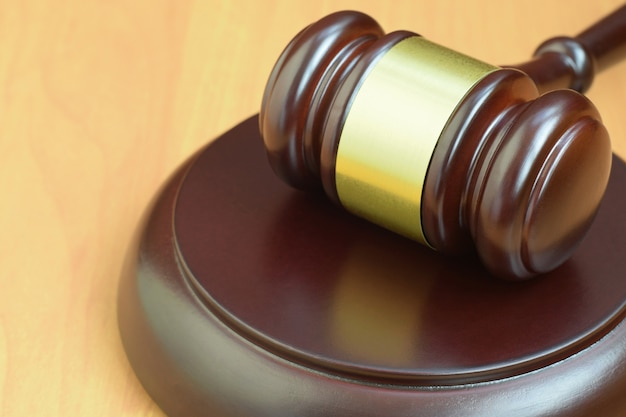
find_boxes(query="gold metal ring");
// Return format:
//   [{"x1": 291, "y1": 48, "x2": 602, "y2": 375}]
[{"x1": 335, "y1": 36, "x2": 497, "y2": 245}]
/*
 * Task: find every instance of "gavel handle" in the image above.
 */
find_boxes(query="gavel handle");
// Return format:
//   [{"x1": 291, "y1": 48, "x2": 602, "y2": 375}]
[
  {"x1": 579, "y1": 4, "x2": 626, "y2": 71},
  {"x1": 510, "y1": 4, "x2": 626, "y2": 93}
]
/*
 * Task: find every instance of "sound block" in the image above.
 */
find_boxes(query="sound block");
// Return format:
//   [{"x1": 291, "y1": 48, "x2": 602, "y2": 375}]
[{"x1": 118, "y1": 115, "x2": 626, "y2": 417}]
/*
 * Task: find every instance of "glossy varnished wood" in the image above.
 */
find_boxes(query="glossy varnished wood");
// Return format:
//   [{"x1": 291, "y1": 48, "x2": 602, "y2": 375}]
[
  {"x1": 3, "y1": 1, "x2": 626, "y2": 416},
  {"x1": 260, "y1": 8, "x2": 625, "y2": 279},
  {"x1": 511, "y1": 5, "x2": 626, "y2": 93},
  {"x1": 423, "y1": 70, "x2": 611, "y2": 278},
  {"x1": 119, "y1": 116, "x2": 626, "y2": 416}
]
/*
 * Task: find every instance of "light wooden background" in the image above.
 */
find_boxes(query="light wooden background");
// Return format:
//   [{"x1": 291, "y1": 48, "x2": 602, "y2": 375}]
[{"x1": 1, "y1": 0, "x2": 624, "y2": 415}]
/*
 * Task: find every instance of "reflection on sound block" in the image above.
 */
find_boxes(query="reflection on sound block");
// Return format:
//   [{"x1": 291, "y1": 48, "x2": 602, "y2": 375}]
[{"x1": 118, "y1": 116, "x2": 626, "y2": 417}]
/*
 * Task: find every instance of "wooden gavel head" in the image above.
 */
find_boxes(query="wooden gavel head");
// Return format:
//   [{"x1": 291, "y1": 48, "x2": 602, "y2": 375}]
[{"x1": 259, "y1": 11, "x2": 615, "y2": 280}]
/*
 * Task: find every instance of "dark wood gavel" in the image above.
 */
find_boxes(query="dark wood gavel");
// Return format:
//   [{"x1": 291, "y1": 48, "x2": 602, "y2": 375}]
[{"x1": 259, "y1": 7, "x2": 626, "y2": 280}]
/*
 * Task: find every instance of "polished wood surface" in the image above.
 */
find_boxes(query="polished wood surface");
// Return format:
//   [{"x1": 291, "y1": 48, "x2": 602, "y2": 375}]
[
  {"x1": 512, "y1": 5, "x2": 626, "y2": 92},
  {"x1": 120, "y1": 117, "x2": 626, "y2": 416},
  {"x1": 1, "y1": 1, "x2": 625, "y2": 415}
]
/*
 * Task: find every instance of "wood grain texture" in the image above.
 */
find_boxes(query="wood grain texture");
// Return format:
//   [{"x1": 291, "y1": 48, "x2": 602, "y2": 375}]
[{"x1": 0, "y1": 0, "x2": 624, "y2": 415}]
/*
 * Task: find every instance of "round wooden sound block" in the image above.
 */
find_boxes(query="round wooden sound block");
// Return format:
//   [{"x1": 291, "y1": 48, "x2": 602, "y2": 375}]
[{"x1": 118, "y1": 115, "x2": 626, "y2": 417}]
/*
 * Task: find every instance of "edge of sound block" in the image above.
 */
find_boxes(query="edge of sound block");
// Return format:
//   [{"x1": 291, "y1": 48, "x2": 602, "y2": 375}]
[{"x1": 118, "y1": 115, "x2": 626, "y2": 417}]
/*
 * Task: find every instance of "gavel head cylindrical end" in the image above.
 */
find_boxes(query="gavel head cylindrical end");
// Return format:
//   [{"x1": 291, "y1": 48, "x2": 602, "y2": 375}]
[
  {"x1": 466, "y1": 89, "x2": 612, "y2": 279},
  {"x1": 259, "y1": 11, "x2": 613, "y2": 280},
  {"x1": 259, "y1": 11, "x2": 385, "y2": 190}
]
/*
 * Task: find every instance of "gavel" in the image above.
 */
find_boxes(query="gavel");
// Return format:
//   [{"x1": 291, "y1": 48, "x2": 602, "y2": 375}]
[{"x1": 259, "y1": 7, "x2": 626, "y2": 280}]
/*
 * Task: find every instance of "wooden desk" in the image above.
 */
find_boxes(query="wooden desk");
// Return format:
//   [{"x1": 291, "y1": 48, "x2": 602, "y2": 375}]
[{"x1": 1, "y1": 1, "x2": 624, "y2": 415}]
